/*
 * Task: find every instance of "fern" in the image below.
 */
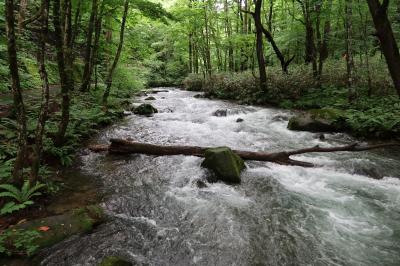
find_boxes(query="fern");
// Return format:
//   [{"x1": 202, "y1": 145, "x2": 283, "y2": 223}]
[{"x1": 0, "y1": 180, "x2": 45, "y2": 215}]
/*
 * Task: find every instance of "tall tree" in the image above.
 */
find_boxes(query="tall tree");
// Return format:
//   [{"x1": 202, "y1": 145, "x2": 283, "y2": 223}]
[
  {"x1": 297, "y1": 0, "x2": 318, "y2": 77},
  {"x1": 53, "y1": 0, "x2": 73, "y2": 146},
  {"x1": 31, "y1": 0, "x2": 50, "y2": 182},
  {"x1": 102, "y1": 0, "x2": 129, "y2": 106},
  {"x1": 5, "y1": 0, "x2": 27, "y2": 184},
  {"x1": 248, "y1": 0, "x2": 268, "y2": 91},
  {"x1": 345, "y1": 0, "x2": 354, "y2": 90},
  {"x1": 367, "y1": 0, "x2": 400, "y2": 96},
  {"x1": 80, "y1": 0, "x2": 98, "y2": 92},
  {"x1": 317, "y1": 0, "x2": 333, "y2": 77}
]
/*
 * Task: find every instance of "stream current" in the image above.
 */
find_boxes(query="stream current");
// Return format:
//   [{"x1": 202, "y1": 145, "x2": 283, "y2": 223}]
[{"x1": 40, "y1": 89, "x2": 400, "y2": 266}]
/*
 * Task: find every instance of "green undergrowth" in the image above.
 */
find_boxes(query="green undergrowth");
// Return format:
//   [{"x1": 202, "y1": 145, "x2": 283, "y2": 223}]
[
  {"x1": 183, "y1": 69, "x2": 400, "y2": 139},
  {"x1": 0, "y1": 83, "x2": 138, "y2": 185}
]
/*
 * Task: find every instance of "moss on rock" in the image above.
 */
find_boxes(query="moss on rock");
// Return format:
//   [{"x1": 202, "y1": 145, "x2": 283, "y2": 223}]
[
  {"x1": 7, "y1": 205, "x2": 107, "y2": 255},
  {"x1": 99, "y1": 256, "x2": 132, "y2": 266},
  {"x1": 201, "y1": 147, "x2": 245, "y2": 183},
  {"x1": 288, "y1": 108, "x2": 346, "y2": 132},
  {"x1": 133, "y1": 104, "x2": 158, "y2": 116}
]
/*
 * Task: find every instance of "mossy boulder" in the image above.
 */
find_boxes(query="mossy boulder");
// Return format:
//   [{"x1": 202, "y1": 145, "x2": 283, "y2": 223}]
[
  {"x1": 5, "y1": 205, "x2": 107, "y2": 256},
  {"x1": 201, "y1": 147, "x2": 245, "y2": 184},
  {"x1": 288, "y1": 108, "x2": 345, "y2": 132},
  {"x1": 99, "y1": 256, "x2": 132, "y2": 266},
  {"x1": 133, "y1": 104, "x2": 158, "y2": 116}
]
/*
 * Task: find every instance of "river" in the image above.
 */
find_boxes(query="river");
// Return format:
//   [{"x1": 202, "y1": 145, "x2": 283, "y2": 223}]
[{"x1": 39, "y1": 89, "x2": 400, "y2": 266}]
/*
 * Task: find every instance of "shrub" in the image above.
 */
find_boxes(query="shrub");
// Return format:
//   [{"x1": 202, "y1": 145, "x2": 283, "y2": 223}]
[{"x1": 183, "y1": 73, "x2": 204, "y2": 91}]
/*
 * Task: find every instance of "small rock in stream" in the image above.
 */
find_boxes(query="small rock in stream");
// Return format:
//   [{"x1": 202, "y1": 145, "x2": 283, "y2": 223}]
[
  {"x1": 213, "y1": 109, "x2": 228, "y2": 117},
  {"x1": 196, "y1": 180, "x2": 208, "y2": 188},
  {"x1": 133, "y1": 104, "x2": 158, "y2": 116},
  {"x1": 236, "y1": 118, "x2": 244, "y2": 123},
  {"x1": 145, "y1": 96, "x2": 156, "y2": 101}
]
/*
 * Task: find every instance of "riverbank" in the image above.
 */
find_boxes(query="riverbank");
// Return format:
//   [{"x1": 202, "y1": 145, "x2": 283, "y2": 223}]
[
  {"x1": 0, "y1": 85, "x2": 140, "y2": 258},
  {"x1": 183, "y1": 72, "x2": 400, "y2": 140}
]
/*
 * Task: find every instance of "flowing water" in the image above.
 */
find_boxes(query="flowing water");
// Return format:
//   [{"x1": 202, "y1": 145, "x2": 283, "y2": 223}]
[{"x1": 39, "y1": 89, "x2": 400, "y2": 266}]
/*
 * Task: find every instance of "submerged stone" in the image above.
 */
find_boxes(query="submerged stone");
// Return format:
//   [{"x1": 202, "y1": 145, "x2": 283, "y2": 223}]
[
  {"x1": 99, "y1": 256, "x2": 132, "y2": 266},
  {"x1": 201, "y1": 147, "x2": 245, "y2": 184},
  {"x1": 288, "y1": 108, "x2": 345, "y2": 132},
  {"x1": 194, "y1": 94, "x2": 205, "y2": 99},
  {"x1": 133, "y1": 104, "x2": 158, "y2": 116},
  {"x1": 213, "y1": 109, "x2": 228, "y2": 117},
  {"x1": 196, "y1": 179, "x2": 208, "y2": 188}
]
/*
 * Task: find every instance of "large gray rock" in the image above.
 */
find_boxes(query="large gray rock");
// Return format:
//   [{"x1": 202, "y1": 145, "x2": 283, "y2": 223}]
[
  {"x1": 213, "y1": 109, "x2": 228, "y2": 117},
  {"x1": 288, "y1": 108, "x2": 345, "y2": 132},
  {"x1": 133, "y1": 104, "x2": 158, "y2": 116},
  {"x1": 201, "y1": 147, "x2": 245, "y2": 184}
]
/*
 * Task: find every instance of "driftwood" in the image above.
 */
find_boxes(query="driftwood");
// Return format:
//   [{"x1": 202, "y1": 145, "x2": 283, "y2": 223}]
[{"x1": 89, "y1": 139, "x2": 400, "y2": 167}]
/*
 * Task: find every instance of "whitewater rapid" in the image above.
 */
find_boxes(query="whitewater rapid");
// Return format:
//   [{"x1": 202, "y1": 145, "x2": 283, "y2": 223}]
[{"x1": 39, "y1": 89, "x2": 400, "y2": 266}]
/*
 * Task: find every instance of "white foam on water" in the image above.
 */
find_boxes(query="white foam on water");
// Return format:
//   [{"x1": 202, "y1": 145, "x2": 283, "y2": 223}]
[{"x1": 60, "y1": 89, "x2": 400, "y2": 266}]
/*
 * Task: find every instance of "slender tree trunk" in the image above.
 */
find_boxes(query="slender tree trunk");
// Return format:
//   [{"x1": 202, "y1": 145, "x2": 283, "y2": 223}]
[
  {"x1": 188, "y1": 0, "x2": 193, "y2": 73},
  {"x1": 367, "y1": 0, "x2": 400, "y2": 96},
  {"x1": 299, "y1": 0, "x2": 317, "y2": 77},
  {"x1": 318, "y1": 0, "x2": 332, "y2": 77},
  {"x1": 31, "y1": 0, "x2": 50, "y2": 182},
  {"x1": 260, "y1": 25, "x2": 294, "y2": 73},
  {"x1": 70, "y1": 0, "x2": 82, "y2": 64},
  {"x1": 18, "y1": 0, "x2": 29, "y2": 32},
  {"x1": 345, "y1": 0, "x2": 355, "y2": 93},
  {"x1": 63, "y1": 0, "x2": 74, "y2": 90},
  {"x1": 89, "y1": 1, "x2": 104, "y2": 86},
  {"x1": 53, "y1": 0, "x2": 72, "y2": 146},
  {"x1": 102, "y1": 0, "x2": 129, "y2": 106},
  {"x1": 203, "y1": 0, "x2": 212, "y2": 76},
  {"x1": 80, "y1": 0, "x2": 98, "y2": 92},
  {"x1": 194, "y1": 38, "x2": 199, "y2": 74},
  {"x1": 252, "y1": 0, "x2": 267, "y2": 92},
  {"x1": 225, "y1": 0, "x2": 234, "y2": 72},
  {"x1": 357, "y1": 0, "x2": 372, "y2": 95},
  {"x1": 5, "y1": 0, "x2": 27, "y2": 185},
  {"x1": 189, "y1": 32, "x2": 193, "y2": 73}
]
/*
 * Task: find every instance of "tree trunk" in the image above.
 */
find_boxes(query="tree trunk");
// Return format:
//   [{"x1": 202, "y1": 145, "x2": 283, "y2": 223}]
[
  {"x1": 318, "y1": 0, "x2": 332, "y2": 77},
  {"x1": 5, "y1": 0, "x2": 27, "y2": 185},
  {"x1": 299, "y1": 0, "x2": 317, "y2": 77},
  {"x1": 53, "y1": 0, "x2": 72, "y2": 146},
  {"x1": 367, "y1": 0, "x2": 400, "y2": 97},
  {"x1": 90, "y1": 139, "x2": 400, "y2": 168},
  {"x1": 31, "y1": 0, "x2": 50, "y2": 182},
  {"x1": 63, "y1": 0, "x2": 74, "y2": 90},
  {"x1": 89, "y1": 0, "x2": 104, "y2": 87},
  {"x1": 345, "y1": 0, "x2": 355, "y2": 89},
  {"x1": 252, "y1": 0, "x2": 268, "y2": 92},
  {"x1": 80, "y1": 0, "x2": 98, "y2": 92},
  {"x1": 203, "y1": 0, "x2": 212, "y2": 76},
  {"x1": 261, "y1": 25, "x2": 294, "y2": 73},
  {"x1": 102, "y1": 0, "x2": 129, "y2": 106},
  {"x1": 18, "y1": 0, "x2": 29, "y2": 32}
]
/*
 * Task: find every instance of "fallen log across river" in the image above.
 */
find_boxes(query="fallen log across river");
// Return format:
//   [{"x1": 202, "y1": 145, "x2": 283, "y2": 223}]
[{"x1": 89, "y1": 139, "x2": 400, "y2": 167}]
